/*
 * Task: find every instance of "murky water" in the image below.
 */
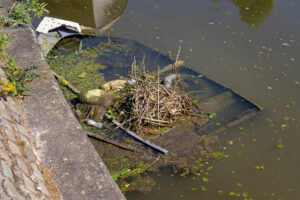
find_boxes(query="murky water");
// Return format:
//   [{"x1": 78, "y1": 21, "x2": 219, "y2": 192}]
[{"x1": 42, "y1": 0, "x2": 300, "y2": 199}]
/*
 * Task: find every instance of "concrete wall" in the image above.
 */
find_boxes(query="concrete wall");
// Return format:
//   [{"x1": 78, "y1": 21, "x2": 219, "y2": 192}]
[{"x1": 1, "y1": 21, "x2": 124, "y2": 200}]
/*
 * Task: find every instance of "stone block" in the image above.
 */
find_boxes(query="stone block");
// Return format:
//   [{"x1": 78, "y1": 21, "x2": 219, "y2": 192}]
[
  {"x1": 0, "y1": 101, "x2": 11, "y2": 120},
  {"x1": 0, "y1": 149, "x2": 12, "y2": 166},
  {"x1": 6, "y1": 97, "x2": 20, "y2": 116},
  {"x1": 0, "y1": 119, "x2": 13, "y2": 132},
  {"x1": 37, "y1": 181, "x2": 51, "y2": 197},
  {"x1": 30, "y1": 194, "x2": 42, "y2": 200},
  {"x1": 17, "y1": 157, "x2": 29, "y2": 175},
  {"x1": 8, "y1": 140, "x2": 22, "y2": 156},
  {"x1": 11, "y1": 111, "x2": 20, "y2": 123},
  {"x1": 5, "y1": 128, "x2": 17, "y2": 143},
  {"x1": 22, "y1": 174, "x2": 36, "y2": 194},
  {"x1": 24, "y1": 147, "x2": 35, "y2": 162},
  {"x1": 19, "y1": 133, "x2": 31, "y2": 148},
  {"x1": 31, "y1": 163, "x2": 44, "y2": 182},
  {"x1": 0, "y1": 160, "x2": 13, "y2": 180},
  {"x1": 3, "y1": 179, "x2": 26, "y2": 200},
  {"x1": 17, "y1": 124, "x2": 30, "y2": 138}
]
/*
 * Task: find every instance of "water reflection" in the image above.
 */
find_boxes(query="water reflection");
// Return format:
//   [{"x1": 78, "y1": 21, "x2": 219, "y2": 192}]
[
  {"x1": 41, "y1": 0, "x2": 127, "y2": 29},
  {"x1": 231, "y1": 0, "x2": 274, "y2": 27}
]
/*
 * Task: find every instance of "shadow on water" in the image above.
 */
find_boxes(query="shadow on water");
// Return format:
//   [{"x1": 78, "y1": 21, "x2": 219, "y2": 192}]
[{"x1": 53, "y1": 36, "x2": 173, "y2": 80}]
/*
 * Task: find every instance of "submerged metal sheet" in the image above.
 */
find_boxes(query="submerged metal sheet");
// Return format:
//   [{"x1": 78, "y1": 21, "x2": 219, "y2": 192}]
[{"x1": 50, "y1": 36, "x2": 261, "y2": 138}]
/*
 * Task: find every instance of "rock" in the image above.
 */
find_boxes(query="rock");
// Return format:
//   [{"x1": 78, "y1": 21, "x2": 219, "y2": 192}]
[
  {"x1": 3, "y1": 179, "x2": 25, "y2": 200},
  {"x1": 0, "y1": 160, "x2": 13, "y2": 180},
  {"x1": 8, "y1": 141, "x2": 22, "y2": 156},
  {"x1": 78, "y1": 89, "x2": 113, "y2": 107},
  {"x1": 76, "y1": 88, "x2": 114, "y2": 121}
]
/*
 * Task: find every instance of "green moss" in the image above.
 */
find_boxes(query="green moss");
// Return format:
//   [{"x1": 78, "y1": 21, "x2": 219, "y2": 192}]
[{"x1": 49, "y1": 50, "x2": 106, "y2": 94}]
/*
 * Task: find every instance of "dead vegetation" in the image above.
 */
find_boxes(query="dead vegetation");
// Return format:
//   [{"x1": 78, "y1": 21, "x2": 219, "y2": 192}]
[{"x1": 110, "y1": 59, "x2": 199, "y2": 136}]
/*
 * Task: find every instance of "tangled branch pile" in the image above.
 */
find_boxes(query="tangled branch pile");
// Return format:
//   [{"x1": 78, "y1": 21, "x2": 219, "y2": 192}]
[{"x1": 111, "y1": 60, "x2": 195, "y2": 135}]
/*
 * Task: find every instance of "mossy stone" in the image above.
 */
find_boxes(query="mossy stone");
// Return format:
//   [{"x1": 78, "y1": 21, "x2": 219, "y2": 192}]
[{"x1": 78, "y1": 89, "x2": 114, "y2": 107}]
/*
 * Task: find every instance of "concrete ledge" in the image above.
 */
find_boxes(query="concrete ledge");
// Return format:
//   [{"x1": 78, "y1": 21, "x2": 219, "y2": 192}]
[{"x1": 3, "y1": 27, "x2": 125, "y2": 200}]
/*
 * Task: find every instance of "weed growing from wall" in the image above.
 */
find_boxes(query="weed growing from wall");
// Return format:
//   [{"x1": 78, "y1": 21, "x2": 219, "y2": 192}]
[
  {"x1": 0, "y1": 30, "x2": 38, "y2": 98},
  {"x1": 0, "y1": 0, "x2": 48, "y2": 26}
]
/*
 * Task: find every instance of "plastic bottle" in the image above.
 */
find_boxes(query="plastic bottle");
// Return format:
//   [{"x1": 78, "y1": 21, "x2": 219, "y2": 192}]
[{"x1": 84, "y1": 119, "x2": 102, "y2": 129}]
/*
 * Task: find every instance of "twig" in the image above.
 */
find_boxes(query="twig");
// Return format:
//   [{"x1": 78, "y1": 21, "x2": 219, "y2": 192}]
[
  {"x1": 85, "y1": 130, "x2": 137, "y2": 152},
  {"x1": 129, "y1": 155, "x2": 160, "y2": 176},
  {"x1": 140, "y1": 117, "x2": 170, "y2": 124},
  {"x1": 111, "y1": 58, "x2": 198, "y2": 136},
  {"x1": 120, "y1": 155, "x2": 161, "y2": 180},
  {"x1": 188, "y1": 90, "x2": 204, "y2": 94},
  {"x1": 175, "y1": 45, "x2": 181, "y2": 63},
  {"x1": 157, "y1": 66, "x2": 160, "y2": 121},
  {"x1": 153, "y1": 60, "x2": 185, "y2": 74}
]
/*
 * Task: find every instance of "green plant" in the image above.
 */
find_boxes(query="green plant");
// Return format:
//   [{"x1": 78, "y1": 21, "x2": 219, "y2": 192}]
[
  {"x1": 0, "y1": 79, "x2": 17, "y2": 97},
  {"x1": 208, "y1": 112, "x2": 216, "y2": 119},
  {"x1": 4, "y1": 59, "x2": 39, "y2": 96},
  {"x1": 1, "y1": 0, "x2": 48, "y2": 26},
  {"x1": 0, "y1": 29, "x2": 39, "y2": 97},
  {"x1": 0, "y1": 32, "x2": 9, "y2": 57}
]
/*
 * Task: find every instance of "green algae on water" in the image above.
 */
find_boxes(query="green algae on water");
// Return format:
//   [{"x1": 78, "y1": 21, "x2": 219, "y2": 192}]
[{"x1": 48, "y1": 49, "x2": 107, "y2": 94}]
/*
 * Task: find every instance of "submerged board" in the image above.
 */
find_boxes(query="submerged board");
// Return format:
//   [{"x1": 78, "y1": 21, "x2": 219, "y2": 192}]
[
  {"x1": 51, "y1": 36, "x2": 261, "y2": 138},
  {"x1": 47, "y1": 35, "x2": 263, "y2": 183}
]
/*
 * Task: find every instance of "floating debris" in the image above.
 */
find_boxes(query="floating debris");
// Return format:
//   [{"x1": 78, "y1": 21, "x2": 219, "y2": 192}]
[{"x1": 110, "y1": 59, "x2": 200, "y2": 136}]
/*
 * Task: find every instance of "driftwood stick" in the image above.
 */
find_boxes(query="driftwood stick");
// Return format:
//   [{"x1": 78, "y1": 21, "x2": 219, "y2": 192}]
[
  {"x1": 85, "y1": 130, "x2": 137, "y2": 152},
  {"x1": 152, "y1": 60, "x2": 185, "y2": 74},
  {"x1": 140, "y1": 117, "x2": 170, "y2": 124},
  {"x1": 52, "y1": 71, "x2": 80, "y2": 94}
]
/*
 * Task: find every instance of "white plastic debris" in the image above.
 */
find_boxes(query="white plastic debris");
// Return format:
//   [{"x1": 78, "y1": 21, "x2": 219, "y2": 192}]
[
  {"x1": 85, "y1": 119, "x2": 102, "y2": 129},
  {"x1": 36, "y1": 16, "x2": 81, "y2": 34},
  {"x1": 127, "y1": 79, "x2": 136, "y2": 85}
]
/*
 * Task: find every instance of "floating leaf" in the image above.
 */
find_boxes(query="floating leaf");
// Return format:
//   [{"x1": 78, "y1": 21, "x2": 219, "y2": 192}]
[
  {"x1": 276, "y1": 138, "x2": 284, "y2": 149},
  {"x1": 242, "y1": 192, "x2": 248, "y2": 198},
  {"x1": 255, "y1": 165, "x2": 265, "y2": 170},
  {"x1": 237, "y1": 182, "x2": 243, "y2": 187},
  {"x1": 200, "y1": 185, "x2": 207, "y2": 192},
  {"x1": 202, "y1": 177, "x2": 209, "y2": 182},
  {"x1": 229, "y1": 191, "x2": 237, "y2": 196},
  {"x1": 276, "y1": 143, "x2": 284, "y2": 149},
  {"x1": 207, "y1": 166, "x2": 213, "y2": 171}
]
